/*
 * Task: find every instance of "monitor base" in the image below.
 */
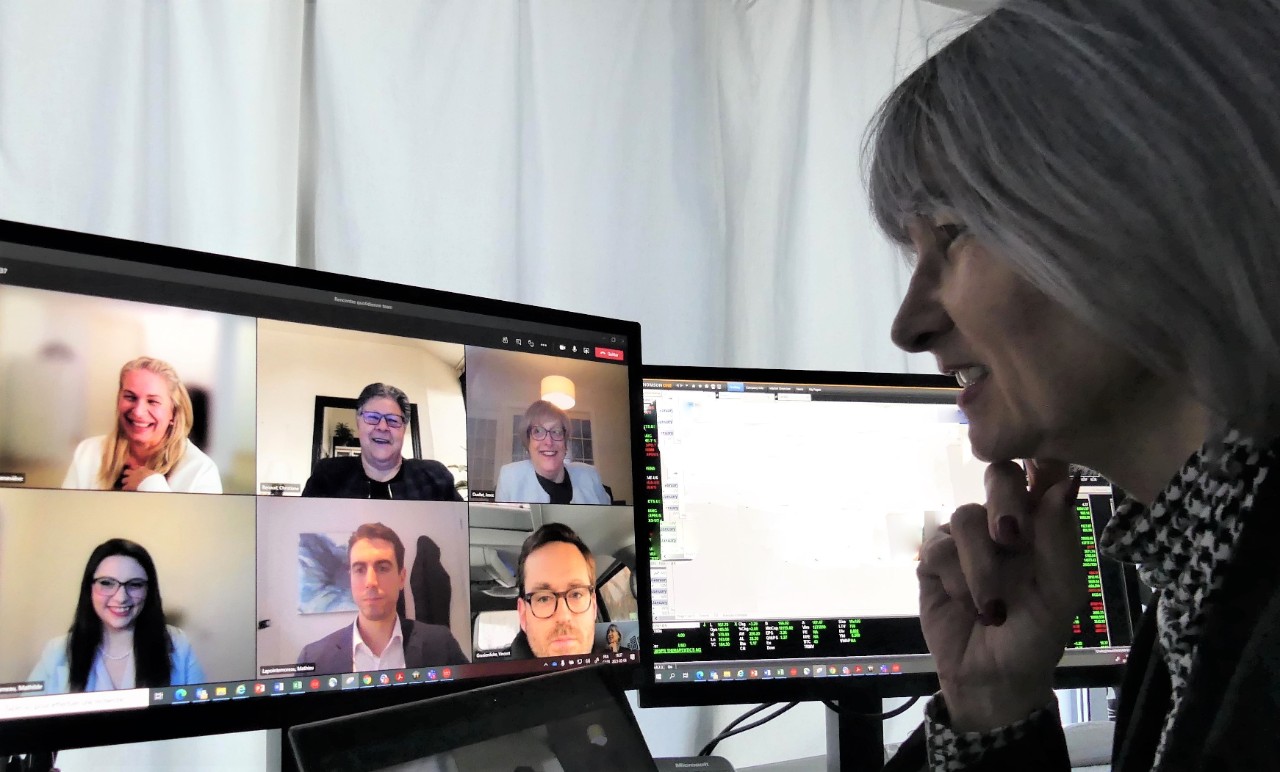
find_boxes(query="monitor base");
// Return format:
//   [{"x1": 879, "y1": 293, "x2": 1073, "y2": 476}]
[{"x1": 655, "y1": 756, "x2": 736, "y2": 772}]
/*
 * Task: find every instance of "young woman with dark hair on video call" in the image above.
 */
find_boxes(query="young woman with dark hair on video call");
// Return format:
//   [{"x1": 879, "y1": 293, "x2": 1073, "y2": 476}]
[
  {"x1": 28, "y1": 539, "x2": 205, "y2": 694},
  {"x1": 870, "y1": 0, "x2": 1280, "y2": 769}
]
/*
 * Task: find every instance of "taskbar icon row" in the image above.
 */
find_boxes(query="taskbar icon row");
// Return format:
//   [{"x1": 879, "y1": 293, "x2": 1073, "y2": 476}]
[
  {"x1": 653, "y1": 656, "x2": 932, "y2": 684},
  {"x1": 542, "y1": 651, "x2": 636, "y2": 669},
  {"x1": 148, "y1": 667, "x2": 457, "y2": 705}
]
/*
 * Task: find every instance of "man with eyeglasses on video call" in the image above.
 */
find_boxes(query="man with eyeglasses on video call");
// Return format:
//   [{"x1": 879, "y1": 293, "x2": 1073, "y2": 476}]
[
  {"x1": 505, "y1": 523, "x2": 605, "y2": 660},
  {"x1": 302, "y1": 382, "x2": 462, "y2": 500}
]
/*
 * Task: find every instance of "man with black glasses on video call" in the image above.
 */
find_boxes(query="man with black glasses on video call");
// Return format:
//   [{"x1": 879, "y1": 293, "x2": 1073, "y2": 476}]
[{"x1": 505, "y1": 523, "x2": 604, "y2": 660}]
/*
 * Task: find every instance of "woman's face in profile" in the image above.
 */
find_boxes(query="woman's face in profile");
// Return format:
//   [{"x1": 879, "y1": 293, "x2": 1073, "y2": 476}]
[
  {"x1": 890, "y1": 218, "x2": 1149, "y2": 464},
  {"x1": 117, "y1": 369, "x2": 175, "y2": 452},
  {"x1": 607, "y1": 628, "x2": 621, "y2": 649},
  {"x1": 91, "y1": 555, "x2": 147, "y2": 631}
]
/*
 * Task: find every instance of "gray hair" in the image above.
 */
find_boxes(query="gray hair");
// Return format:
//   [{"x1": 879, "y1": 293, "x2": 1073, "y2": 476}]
[
  {"x1": 865, "y1": 0, "x2": 1280, "y2": 437},
  {"x1": 356, "y1": 382, "x2": 411, "y2": 420}
]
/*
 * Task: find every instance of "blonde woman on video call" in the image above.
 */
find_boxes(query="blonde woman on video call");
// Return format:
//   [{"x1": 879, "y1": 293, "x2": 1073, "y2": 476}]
[{"x1": 62, "y1": 356, "x2": 222, "y2": 493}]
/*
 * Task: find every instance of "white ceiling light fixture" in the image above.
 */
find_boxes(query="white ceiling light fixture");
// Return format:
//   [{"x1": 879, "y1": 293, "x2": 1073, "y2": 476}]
[{"x1": 541, "y1": 375, "x2": 576, "y2": 410}]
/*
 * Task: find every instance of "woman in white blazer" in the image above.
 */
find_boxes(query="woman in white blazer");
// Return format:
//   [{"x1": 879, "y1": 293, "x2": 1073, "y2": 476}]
[{"x1": 495, "y1": 400, "x2": 610, "y2": 505}]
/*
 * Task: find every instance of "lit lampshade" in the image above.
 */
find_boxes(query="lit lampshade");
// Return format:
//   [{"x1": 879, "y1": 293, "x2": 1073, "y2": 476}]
[{"x1": 540, "y1": 375, "x2": 576, "y2": 410}]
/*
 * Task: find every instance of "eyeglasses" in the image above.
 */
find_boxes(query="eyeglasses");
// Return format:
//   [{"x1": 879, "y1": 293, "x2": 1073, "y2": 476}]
[
  {"x1": 521, "y1": 586, "x2": 594, "y2": 618},
  {"x1": 359, "y1": 410, "x2": 406, "y2": 429},
  {"x1": 92, "y1": 577, "x2": 148, "y2": 598},
  {"x1": 529, "y1": 426, "x2": 566, "y2": 442}
]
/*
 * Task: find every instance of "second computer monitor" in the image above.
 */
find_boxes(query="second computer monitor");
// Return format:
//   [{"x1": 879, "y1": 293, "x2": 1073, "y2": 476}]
[{"x1": 637, "y1": 367, "x2": 1140, "y2": 706}]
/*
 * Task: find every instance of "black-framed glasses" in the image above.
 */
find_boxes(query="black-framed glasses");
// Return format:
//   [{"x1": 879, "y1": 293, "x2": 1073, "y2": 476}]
[
  {"x1": 92, "y1": 577, "x2": 149, "y2": 598},
  {"x1": 359, "y1": 410, "x2": 405, "y2": 429},
  {"x1": 529, "y1": 425, "x2": 566, "y2": 442},
  {"x1": 521, "y1": 586, "x2": 594, "y2": 618}
]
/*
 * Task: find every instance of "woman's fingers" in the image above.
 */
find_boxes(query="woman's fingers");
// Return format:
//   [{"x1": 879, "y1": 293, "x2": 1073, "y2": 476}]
[
  {"x1": 918, "y1": 527, "x2": 980, "y2": 672},
  {"x1": 919, "y1": 526, "x2": 972, "y2": 612},
  {"x1": 1033, "y1": 473, "x2": 1088, "y2": 611},
  {"x1": 984, "y1": 461, "x2": 1030, "y2": 547},
  {"x1": 1026, "y1": 458, "x2": 1071, "y2": 502},
  {"x1": 948, "y1": 503, "x2": 1009, "y2": 625}
]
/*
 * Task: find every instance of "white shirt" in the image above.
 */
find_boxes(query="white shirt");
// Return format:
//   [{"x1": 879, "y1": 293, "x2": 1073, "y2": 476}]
[
  {"x1": 351, "y1": 617, "x2": 406, "y2": 672},
  {"x1": 62, "y1": 436, "x2": 223, "y2": 493}
]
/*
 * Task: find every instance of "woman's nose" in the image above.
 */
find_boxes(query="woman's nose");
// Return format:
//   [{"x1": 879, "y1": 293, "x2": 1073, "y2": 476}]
[{"x1": 890, "y1": 269, "x2": 952, "y2": 354}]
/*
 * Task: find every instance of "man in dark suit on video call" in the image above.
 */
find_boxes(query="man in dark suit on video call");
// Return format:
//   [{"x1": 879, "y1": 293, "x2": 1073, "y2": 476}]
[{"x1": 298, "y1": 522, "x2": 469, "y2": 675}]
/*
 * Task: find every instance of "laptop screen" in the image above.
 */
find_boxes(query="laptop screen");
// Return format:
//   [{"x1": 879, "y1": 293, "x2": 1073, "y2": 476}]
[{"x1": 289, "y1": 666, "x2": 656, "y2": 772}]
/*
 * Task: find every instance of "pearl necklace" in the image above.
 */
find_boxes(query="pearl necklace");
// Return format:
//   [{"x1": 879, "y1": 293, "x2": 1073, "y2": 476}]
[{"x1": 100, "y1": 646, "x2": 133, "y2": 661}]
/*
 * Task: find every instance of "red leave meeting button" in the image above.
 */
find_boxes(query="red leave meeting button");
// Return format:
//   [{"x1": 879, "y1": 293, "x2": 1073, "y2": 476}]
[{"x1": 594, "y1": 347, "x2": 625, "y2": 361}]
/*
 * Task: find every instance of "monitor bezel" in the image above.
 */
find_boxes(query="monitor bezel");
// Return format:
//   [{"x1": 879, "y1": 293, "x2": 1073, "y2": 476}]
[
  {"x1": 635, "y1": 364, "x2": 1140, "y2": 708},
  {"x1": 0, "y1": 218, "x2": 646, "y2": 754}
]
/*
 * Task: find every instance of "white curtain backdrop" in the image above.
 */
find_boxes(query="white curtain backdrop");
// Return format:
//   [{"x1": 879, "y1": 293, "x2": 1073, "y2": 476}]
[
  {"x1": 0, "y1": 0, "x2": 965, "y2": 373},
  {"x1": 304, "y1": 0, "x2": 961, "y2": 371},
  {"x1": 0, "y1": 1, "x2": 969, "y2": 768}
]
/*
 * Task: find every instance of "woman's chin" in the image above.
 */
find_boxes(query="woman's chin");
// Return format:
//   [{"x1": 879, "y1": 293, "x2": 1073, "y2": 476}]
[{"x1": 535, "y1": 462, "x2": 565, "y2": 480}]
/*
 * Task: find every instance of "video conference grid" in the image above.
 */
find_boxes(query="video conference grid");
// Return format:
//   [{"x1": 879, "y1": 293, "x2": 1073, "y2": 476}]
[{"x1": 0, "y1": 247, "x2": 639, "y2": 721}]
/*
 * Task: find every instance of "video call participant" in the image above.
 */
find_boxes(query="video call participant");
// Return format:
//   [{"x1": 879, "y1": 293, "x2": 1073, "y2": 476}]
[
  {"x1": 28, "y1": 539, "x2": 205, "y2": 693},
  {"x1": 302, "y1": 383, "x2": 462, "y2": 500},
  {"x1": 62, "y1": 357, "x2": 222, "y2": 493},
  {"x1": 506, "y1": 523, "x2": 603, "y2": 660},
  {"x1": 604, "y1": 623, "x2": 626, "y2": 654},
  {"x1": 297, "y1": 522, "x2": 468, "y2": 675},
  {"x1": 495, "y1": 400, "x2": 610, "y2": 504}
]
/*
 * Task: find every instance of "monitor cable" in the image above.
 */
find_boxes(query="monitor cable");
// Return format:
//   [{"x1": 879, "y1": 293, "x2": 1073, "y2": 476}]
[
  {"x1": 698, "y1": 701, "x2": 800, "y2": 757},
  {"x1": 697, "y1": 695, "x2": 923, "y2": 758},
  {"x1": 821, "y1": 695, "x2": 921, "y2": 720}
]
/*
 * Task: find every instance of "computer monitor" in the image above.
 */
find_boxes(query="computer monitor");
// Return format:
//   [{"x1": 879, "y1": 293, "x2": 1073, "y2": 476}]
[
  {"x1": 0, "y1": 219, "x2": 644, "y2": 756},
  {"x1": 637, "y1": 366, "x2": 1142, "y2": 708}
]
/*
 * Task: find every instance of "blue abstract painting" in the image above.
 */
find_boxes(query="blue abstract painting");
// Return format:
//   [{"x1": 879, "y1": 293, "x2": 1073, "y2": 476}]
[{"x1": 298, "y1": 532, "x2": 355, "y2": 614}]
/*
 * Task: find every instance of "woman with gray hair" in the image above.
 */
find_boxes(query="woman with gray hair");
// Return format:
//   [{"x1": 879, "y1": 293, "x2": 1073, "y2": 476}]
[
  {"x1": 870, "y1": 1, "x2": 1280, "y2": 769},
  {"x1": 495, "y1": 400, "x2": 610, "y2": 505}
]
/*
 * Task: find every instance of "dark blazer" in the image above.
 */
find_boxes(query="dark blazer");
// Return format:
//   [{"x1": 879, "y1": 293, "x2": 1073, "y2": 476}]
[
  {"x1": 301, "y1": 457, "x2": 463, "y2": 501},
  {"x1": 886, "y1": 464, "x2": 1280, "y2": 772},
  {"x1": 297, "y1": 617, "x2": 469, "y2": 677}
]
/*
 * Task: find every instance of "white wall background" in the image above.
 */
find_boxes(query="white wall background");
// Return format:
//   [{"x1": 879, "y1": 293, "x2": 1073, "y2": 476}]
[
  {"x1": 0, "y1": 489, "x2": 257, "y2": 686},
  {"x1": 254, "y1": 497, "x2": 472, "y2": 670},
  {"x1": 255, "y1": 320, "x2": 467, "y2": 490},
  {"x1": 0, "y1": 0, "x2": 975, "y2": 768}
]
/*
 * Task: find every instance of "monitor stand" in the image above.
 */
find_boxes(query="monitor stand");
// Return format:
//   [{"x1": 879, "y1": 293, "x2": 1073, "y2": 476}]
[{"x1": 825, "y1": 692, "x2": 885, "y2": 772}]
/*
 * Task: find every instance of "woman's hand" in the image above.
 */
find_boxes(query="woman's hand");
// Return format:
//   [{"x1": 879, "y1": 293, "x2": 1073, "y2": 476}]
[
  {"x1": 917, "y1": 459, "x2": 1085, "y2": 731},
  {"x1": 120, "y1": 465, "x2": 162, "y2": 492}
]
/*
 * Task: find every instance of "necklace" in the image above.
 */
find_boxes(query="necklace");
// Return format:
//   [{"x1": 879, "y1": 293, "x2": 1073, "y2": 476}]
[{"x1": 100, "y1": 646, "x2": 133, "y2": 661}]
